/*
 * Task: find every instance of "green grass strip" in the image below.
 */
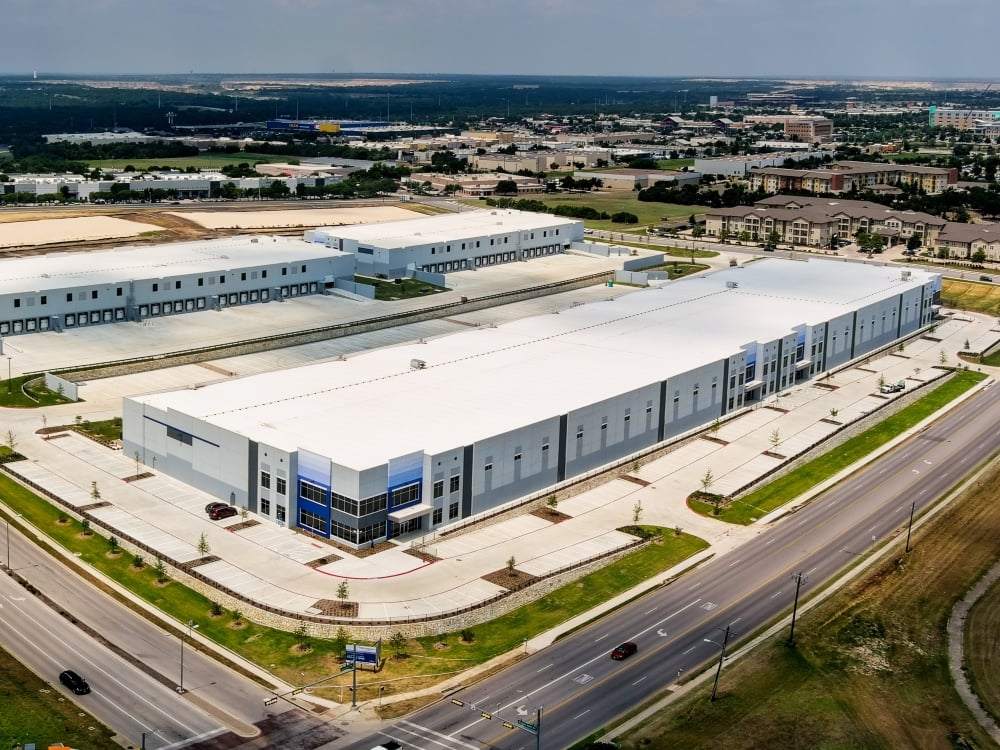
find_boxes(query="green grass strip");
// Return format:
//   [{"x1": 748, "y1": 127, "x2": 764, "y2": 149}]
[{"x1": 694, "y1": 369, "x2": 987, "y2": 525}]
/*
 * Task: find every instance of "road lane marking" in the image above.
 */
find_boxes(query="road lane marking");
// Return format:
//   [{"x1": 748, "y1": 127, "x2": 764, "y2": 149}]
[{"x1": 632, "y1": 676, "x2": 647, "y2": 685}]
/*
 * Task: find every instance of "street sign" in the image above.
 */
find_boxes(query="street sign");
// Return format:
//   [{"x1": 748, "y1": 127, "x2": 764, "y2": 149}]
[{"x1": 517, "y1": 720, "x2": 538, "y2": 733}]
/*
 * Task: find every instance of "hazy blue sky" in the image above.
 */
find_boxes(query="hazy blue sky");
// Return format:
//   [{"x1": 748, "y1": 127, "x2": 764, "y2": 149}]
[{"x1": 2, "y1": 0, "x2": 997, "y2": 79}]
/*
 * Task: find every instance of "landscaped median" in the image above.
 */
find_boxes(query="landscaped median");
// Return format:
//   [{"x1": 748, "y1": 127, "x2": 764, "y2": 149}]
[
  {"x1": 0, "y1": 467, "x2": 707, "y2": 710},
  {"x1": 688, "y1": 369, "x2": 988, "y2": 525}
]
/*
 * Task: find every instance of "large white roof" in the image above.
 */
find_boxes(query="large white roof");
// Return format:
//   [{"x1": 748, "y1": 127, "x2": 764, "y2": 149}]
[
  {"x1": 0, "y1": 236, "x2": 350, "y2": 295},
  {"x1": 314, "y1": 209, "x2": 578, "y2": 250},
  {"x1": 132, "y1": 258, "x2": 937, "y2": 469}
]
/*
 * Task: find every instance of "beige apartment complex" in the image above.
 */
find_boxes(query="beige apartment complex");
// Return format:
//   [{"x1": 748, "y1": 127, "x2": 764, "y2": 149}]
[
  {"x1": 705, "y1": 196, "x2": 945, "y2": 248},
  {"x1": 748, "y1": 161, "x2": 957, "y2": 195}
]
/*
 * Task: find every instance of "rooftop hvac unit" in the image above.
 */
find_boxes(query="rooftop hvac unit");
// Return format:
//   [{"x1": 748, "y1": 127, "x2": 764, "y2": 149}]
[
  {"x1": 901, "y1": 270, "x2": 912, "y2": 280},
  {"x1": 410, "y1": 358, "x2": 427, "y2": 370},
  {"x1": 726, "y1": 281, "x2": 739, "y2": 288}
]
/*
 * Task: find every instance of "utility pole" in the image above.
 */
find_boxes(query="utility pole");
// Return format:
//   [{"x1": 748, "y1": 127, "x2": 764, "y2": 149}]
[
  {"x1": 905, "y1": 501, "x2": 916, "y2": 553},
  {"x1": 788, "y1": 571, "x2": 807, "y2": 647}
]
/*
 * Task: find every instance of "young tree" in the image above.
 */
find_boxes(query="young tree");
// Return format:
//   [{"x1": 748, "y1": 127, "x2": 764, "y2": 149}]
[
  {"x1": 829, "y1": 407, "x2": 839, "y2": 420},
  {"x1": 231, "y1": 609, "x2": 244, "y2": 627},
  {"x1": 389, "y1": 631, "x2": 407, "y2": 658},
  {"x1": 337, "y1": 580, "x2": 350, "y2": 601},
  {"x1": 632, "y1": 500, "x2": 643, "y2": 525},
  {"x1": 90, "y1": 481, "x2": 101, "y2": 501},
  {"x1": 769, "y1": 429, "x2": 781, "y2": 449},
  {"x1": 293, "y1": 622, "x2": 310, "y2": 650},
  {"x1": 506, "y1": 555, "x2": 517, "y2": 575},
  {"x1": 4, "y1": 429, "x2": 16, "y2": 454},
  {"x1": 700, "y1": 468, "x2": 715, "y2": 494},
  {"x1": 197, "y1": 532, "x2": 210, "y2": 557},
  {"x1": 546, "y1": 494, "x2": 559, "y2": 512},
  {"x1": 154, "y1": 557, "x2": 168, "y2": 583}
]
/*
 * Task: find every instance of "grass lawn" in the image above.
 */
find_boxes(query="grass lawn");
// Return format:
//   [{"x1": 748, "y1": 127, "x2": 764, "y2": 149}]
[
  {"x1": 0, "y1": 644, "x2": 117, "y2": 750},
  {"x1": 71, "y1": 416, "x2": 123, "y2": 443},
  {"x1": 656, "y1": 159, "x2": 695, "y2": 170},
  {"x1": 0, "y1": 376, "x2": 78, "y2": 409},
  {"x1": 0, "y1": 472, "x2": 707, "y2": 710},
  {"x1": 511, "y1": 193, "x2": 709, "y2": 230},
  {"x1": 356, "y1": 276, "x2": 448, "y2": 301},
  {"x1": 689, "y1": 369, "x2": 986, "y2": 525},
  {"x1": 940, "y1": 278, "x2": 1000, "y2": 317},
  {"x1": 85, "y1": 152, "x2": 281, "y2": 171},
  {"x1": 598, "y1": 237, "x2": 718, "y2": 259},
  {"x1": 621, "y1": 461, "x2": 1000, "y2": 750}
]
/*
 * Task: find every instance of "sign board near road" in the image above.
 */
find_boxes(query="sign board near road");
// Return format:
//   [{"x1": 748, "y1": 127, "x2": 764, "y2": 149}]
[
  {"x1": 517, "y1": 720, "x2": 538, "y2": 734},
  {"x1": 346, "y1": 641, "x2": 382, "y2": 667}
]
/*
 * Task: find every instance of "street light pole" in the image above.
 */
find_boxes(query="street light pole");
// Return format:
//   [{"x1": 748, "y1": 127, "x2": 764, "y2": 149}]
[
  {"x1": 6, "y1": 356, "x2": 11, "y2": 394},
  {"x1": 788, "y1": 571, "x2": 806, "y2": 647},
  {"x1": 905, "y1": 501, "x2": 916, "y2": 553},
  {"x1": 179, "y1": 620, "x2": 198, "y2": 692},
  {"x1": 705, "y1": 625, "x2": 733, "y2": 702}
]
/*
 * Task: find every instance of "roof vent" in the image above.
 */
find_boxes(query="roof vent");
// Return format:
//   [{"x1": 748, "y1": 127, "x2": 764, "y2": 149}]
[
  {"x1": 901, "y1": 270, "x2": 912, "y2": 281},
  {"x1": 410, "y1": 358, "x2": 427, "y2": 370},
  {"x1": 726, "y1": 281, "x2": 739, "y2": 289}
]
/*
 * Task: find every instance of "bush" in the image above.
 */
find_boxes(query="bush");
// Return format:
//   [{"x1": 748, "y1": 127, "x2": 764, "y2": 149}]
[{"x1": 461, "y1": 628, "x2": 475, "y2": 643}]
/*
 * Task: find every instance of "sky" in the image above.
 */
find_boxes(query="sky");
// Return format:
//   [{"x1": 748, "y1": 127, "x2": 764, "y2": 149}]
[{"x1": 1, "y1": 0, "x2": 998, "y2": 80}]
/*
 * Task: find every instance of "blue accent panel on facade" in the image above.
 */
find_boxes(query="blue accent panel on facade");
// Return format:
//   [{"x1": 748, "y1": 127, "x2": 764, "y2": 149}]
[
  {"x1": 388, "y1": 451, "x2": 423, "y2": 488},
  {"x1": 142, "y1": 415, "x2": 220, "y2": 447},
  {"x1": 298, "y1": 448, "x2": 331, "y2": 486}
]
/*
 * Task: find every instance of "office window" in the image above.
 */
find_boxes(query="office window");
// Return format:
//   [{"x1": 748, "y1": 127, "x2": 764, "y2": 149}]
[
  {"x1": 449, "y1": 501, "x2": 460, "y2": 519},
  {"x1": 175, "y1": 281, "x2": 181, "y2": 290},
  {"x1": 198, "y1": 278, "x2": 204, "y2": 287},
  {"x1": 624, "y1": 414, "x2": 630, "y2": 423},
  {"x1": 449, "y1": 475, "x2": 460, "y2": 493},
  {"x1": 40, "y1": 295, "x2": 47, "y2": 305},
  {"x1": 220, "y1": 275, "x2": 226, "y2": 284},
  {"x1": 514, "y1": 452, "x2": 522, "y2": 462},
  {"x1": 66, "y1": 293, "x2": 73, "y2": 302},
  {"x1": 299, "y1": 479, "x2": 327, "y2": 505},
  {"x1": 484, "y1": 463, "x2": 493, "y2": 473},
  {"x1": 433, "y1": 480, "x2": 444, "y2": 499},
  {"x1": 262, "y1": 269, "x2": 267, "y2": 278},
  {"x1": 276, "y1": 477, "x2": 286, "y2": 496},
  {"x1": 241, "y1": 272, "x2": 247, "y2": 281},
  {"x1": 282, "y1": 267, "x2": 288, "y2": 276},
  {"x1": 13, "y1": 299, "x2": 20, "y2": 308},
  {"x1": 391, "y1": 483, "x2": 420, "y2": 507},
  {"x1": 432, "y1": 508, "x2": 443, "y2": 524},
  {"x1": 576, "y1": 427, "x2": 584, "y2": 440},
  {"x1": 359, "y1": 492, "x2": 387, "y2": 516},
  {"x1": 299, "y1": 508, "x2": 324, "y2": 532},
  {"x1": 542, "y1": 442, "x2": 549, "y2": 455},
  {"x1": 301, "y1": 264, "x2": 307, "y2": 272},
  {"x1": 276, "y1": 505, "x2": 286, "y2": 523},
  {"x1": 152, "y1": 283, "x2": 158, "y2": 292},
  {"x1": 260, "y1": 497, "x2": 271, "y2": 515},
  {"x1": 260, "y1": 470, "x2": 271, "y2": 489},
  {"x1": 116, "y1": 287, "x2": 123, "y2": 297},
  {"x1": 331, "y1": 491, "x2": 359, "y2": 515}
]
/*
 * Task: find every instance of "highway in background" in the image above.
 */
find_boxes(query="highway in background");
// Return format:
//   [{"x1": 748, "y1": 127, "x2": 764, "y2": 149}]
[{"x1": 345, "y1": 378, "x2": 1000, "y2": 750}]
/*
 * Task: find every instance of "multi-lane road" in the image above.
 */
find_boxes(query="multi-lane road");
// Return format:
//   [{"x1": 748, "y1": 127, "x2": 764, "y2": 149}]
[{"x1": 346, "y1": 377, "x2": 1000, "y2": 750}]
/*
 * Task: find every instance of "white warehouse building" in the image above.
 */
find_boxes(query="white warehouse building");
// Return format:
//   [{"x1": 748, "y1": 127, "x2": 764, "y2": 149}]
[
  {"x1": 0, "y1": 236, "x2": 356, "y2": 337},
  {"x1": 122, "y1": 259, "x2": 940, "y2": 548},
  {"x1": 304, "y1": 209, "x2": 584, "y2": 279}
]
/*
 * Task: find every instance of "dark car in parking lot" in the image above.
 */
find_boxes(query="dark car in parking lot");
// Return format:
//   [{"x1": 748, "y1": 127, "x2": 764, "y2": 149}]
[
  {"x1": 205, "y1": 501, "x2": 229, "y2": 514},
  {"x1": 59, "y1": 669, "x2": 91, "y2": 695},
  {"x1": 209, "y1": 504, "x2": 238, "y2": 520},
  {"x1": 611, "y1": 641, "x2": 638, "y2": 660},
  {"x1": 980, "y1": 275, "x2": 993, "y2": 282}
]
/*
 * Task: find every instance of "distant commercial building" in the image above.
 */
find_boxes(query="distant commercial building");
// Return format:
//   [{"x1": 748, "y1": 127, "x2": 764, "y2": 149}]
[
  {"x1": 783, "y1": 117, "x2": 834, "y2": 143},
  {"x1": 304, "y1": 209, "x2": 581, "y2": 278},
  {"x1": 406, "y1": 172, "x2": 544, "y2": 197},
  {"x1": 705, "y1": 195, "x2": 945, "y2": 247},
  {"x1": 694, "y1": 151, "x2": 827, "y2": 178},
  {"x1": 0, "y1": 236, "x2": 356, "y2": 338},
  {"x1": 928, "y1": 106, "x2": 1000, "y2": 132},
  {"x1": 748, "y1": 161, "x2": 957, "y2": 196},
  {"x1": 122, "y1": 259, "x2": 939, "y2": 547},
  {"x1": 572, "y1": 168, "x2": 701, "y2": 190}
]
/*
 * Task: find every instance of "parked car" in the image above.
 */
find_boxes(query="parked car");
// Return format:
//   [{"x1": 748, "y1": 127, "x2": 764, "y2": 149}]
[
  {"x1": 208, "y1": 505, "x2": 238, "y2": 520},
  {"x1": 59, "y1": 670, "x2": 91, "y2": 695},
  {"x1": 611, "y1": 641, "x2": 638, "y2": 660},
  {"x1": 880, "y1": 381, "x2": 906, "y2": 394},
  {"x1": 980, "y1": 275, "x2": 993, "y2": 282},
  {"x1": 205, "y1": 501, "x2": 229, "y2": 514}
]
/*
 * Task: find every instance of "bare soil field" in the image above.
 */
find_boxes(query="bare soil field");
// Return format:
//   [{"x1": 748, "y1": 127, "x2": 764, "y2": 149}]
[
  {"x1": 0, "y1": 215, "x2": 161, "y2": 249},
  {"x1": 170, "y1": 205, "x2": 418, "y2": 230}
]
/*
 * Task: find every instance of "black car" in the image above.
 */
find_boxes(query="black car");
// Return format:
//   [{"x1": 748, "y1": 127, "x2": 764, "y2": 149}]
[
  {"x1": 59, "y1": 669, "x2": 91, "y2": 695},
  {"x1": 611, "y1": 641, "x2": 638, "y2": 660},
  {"x1": 205, "y1": 501, "x2": 229, "y2": 514}
]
